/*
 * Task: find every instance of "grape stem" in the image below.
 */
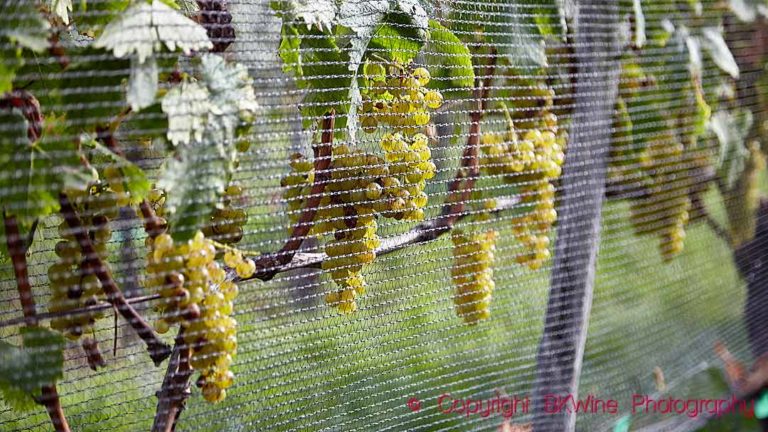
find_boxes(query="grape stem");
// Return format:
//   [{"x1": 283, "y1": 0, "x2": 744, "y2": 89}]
[
  {"x1": 152, "y1": 327, "x2": 193, "y2": 432},
  {"x1": 0, "y1": 194, "x2": 519, "y2": 330},
  {"x1": 430, "y1": 49, "x2": 497, "y2": 238},
  {"x1": 58, "y1": 193, "x2": 172, "y2": 365},
  {"x1": 251, "y1": 110, "x2": 335, "y2": 280},
  {"x1": 2, "y1": 213, "x2": 71, "y2": 432}
]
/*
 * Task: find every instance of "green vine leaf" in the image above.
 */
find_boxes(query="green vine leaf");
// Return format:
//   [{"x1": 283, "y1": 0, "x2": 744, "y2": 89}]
[
  {"x1": 94, "y1": 0, "x2": 212, "y2": 110},
  {"x1": 424, "y1": 20, "x2": 474, "y2": 95},
  {"x1": 0, "y1": 0, "x2": 51, "y2": 92},
  {"x1": 278, "y1": 25, "x2": 352, "y2": 129},
  {"x1": 0, "y1": 327, "x2": 66, "y2": 411},
  {"x1": 368, "y1": 16, "x2": 425, "y2": 63},
  {"x1": 276, "y1": 0, "x2": 431, "y2": 133},
  {"x1": 0, "y1": 47, "x2": 23, "y2": 95},
  {"x1": 159, "y1": 54, "x2": 258, "y2": 241},
  {"x1": 83, "y1": 139, "x2": 151, "y2": 205},
  {"x1": 0, "y1": 110, "x2": 86, "y2": 225},
  {"x1": 59, "y1": 50, "x2": 131, "y2": 129},
  {"x1": 340, "y1": 0, "x2": 429, "y2": 137},
  {"x1": 0, "y1": 1, "x2": 51, "y2": 53},
  {"x1": 450, "y1": 0, "x2": 548, "y2": 68},
  {"x1": 71, "y1": 0, "x2": 131, "y2": 35}
]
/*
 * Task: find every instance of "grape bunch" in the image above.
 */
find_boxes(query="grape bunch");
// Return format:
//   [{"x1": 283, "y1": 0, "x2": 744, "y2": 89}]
[
  {"x1": 480, "y1": 109, "x2": 565, "y2": 270},
  {"x1": 280, "y1": 64, "x2": 441, "y2": 313},
  {"x1": 451, "y1": 229, "x2": 497, "y2": 324},
  {"x1": 281, "y1": 143, "x2": 432, "y2": 313},
  {"x1": 145, "y1": 231, "x2": 246, "y2": 402},
  {"x1": 204, "y1": 183, "x2": 248, "y2": 244},
  {"x1": 627, "y1": 136, "x2": 693, "y2": 261},
  {"x1": 48, "y1": 185, "x2": 118, "y2": 339},
  {"x1": 360, "y1": 62, "x2": 443, "y2": 135}
]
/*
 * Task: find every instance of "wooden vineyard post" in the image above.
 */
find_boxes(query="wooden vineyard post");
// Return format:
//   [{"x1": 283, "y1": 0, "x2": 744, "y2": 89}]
[{"x1": 531, "y1": 0, "x2": 621, "y2": 430}]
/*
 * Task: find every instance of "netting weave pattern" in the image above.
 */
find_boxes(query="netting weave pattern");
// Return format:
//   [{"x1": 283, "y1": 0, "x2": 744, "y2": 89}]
[{"x1": 0, "y1": 0, "x2": 767, "y2": 431}]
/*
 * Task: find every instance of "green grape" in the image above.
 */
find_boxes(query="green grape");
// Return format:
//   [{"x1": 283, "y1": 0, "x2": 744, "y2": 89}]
[
  {"x1": 144, "y1": 230, "x2": 239, "y2": 402},
  {"x1": 47, "y1": 184, "x2": 120, "y2": 340},
  {"x1": 359, "y1": 61, "x2": 443, "y2": 135},
  {"x1": 281, "y1": 65, "x2": 442, "y2": 314},
  {"x1": 205, "y1": 182, "x2": 248, "y2": 244},
  {"x1": 627, "y1": 129, "x2": 694, "y2": 261},
  {"x1": 103, "y1": 164, "x2": 130, "y2": 207},
  {"x1": 480, "y1": 105, "x2": 565, "y2": 271},
  {"x1": 452, "y1": 229, "x2": 497, "y2": 324}
]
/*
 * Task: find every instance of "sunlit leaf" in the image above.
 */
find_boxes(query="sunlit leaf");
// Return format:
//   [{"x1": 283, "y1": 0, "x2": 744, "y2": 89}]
[
  {"x1": 0, "y1": 327, "x2": 65, "y2": 411},
  {"x1": 424, "y1": 20, "x2": 474, "y2": 94}
]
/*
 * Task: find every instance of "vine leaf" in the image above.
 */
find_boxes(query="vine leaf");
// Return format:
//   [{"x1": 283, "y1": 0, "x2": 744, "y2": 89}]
[
  {"x1": 339, "y1": 0, "x2": 429, "y2": 138},
  {"x1": 0, "y1": 0, "x2": 50, "y2": 92},
  {"x1": 50, "y1": 0, "x2": 73, "y2": 25},
  {"x1": 162, "y1": 81, "x2": 210, "y2": 146},
  {"x1": 59, "y1": 50, "x2": 131, "y2": 128},
  {"x1": 450, "y1": 0, "x2": 548, "y2": 68},
  {"x1": 275, "y1": 0, "x2": 430, "y2": 133},
  {"x1": 159, "y1": 54, "x2": 258, "y2": 240},
  {"x1": 711, "y1": 109, "x2": 752, "y2": 190},
  {"x1": 728, "y1": 0, "x2": 768, "y2": 22},
  {"x1": 94, "y1": 0, "x2": 212, "y2": 110},
  {"x1": 368, "y1": 16, "x2": 425, "y2": 63},
  {"x1": 700, "y1": 27, "x2": 739, "y2": 79},
  {"x1": 273, "y1": 0, "x2": 337, "y2": 31},
  {"x1": 84, "y1": 138, "x2": 151, "y2": 205},
  {"x1": 424, "y1": 20, "x2": 474, "y2": 95},
  {"x1": 128, "y1": 56, "x2": 160, "y2": 113},
  {"x1": 199, "y1": 54, "x2": 259, "y2": 147},
  {"x1": 71, "y1": 0, "x2": 131, "y2": 35},
  {"x1": 0, "y1": 111, "x2": 86, "y2": 226},
  {"x1": 0, "y1": 48, "x2": 23, "y2": 94},
  {"x1": 277, "y1": 25, "x2": 351, "y2": 129},
  {"x1": 0, "y1": 327, "x2": 65, "y2": 411},
  {"x1": 632, "y1": 0, "x2": 646, "y2": 48}
]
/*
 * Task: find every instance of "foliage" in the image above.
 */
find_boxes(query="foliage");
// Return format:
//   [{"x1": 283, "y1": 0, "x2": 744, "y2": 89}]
[
  {"x1": 0, "y1": 327, "x2": 65, "y2": 411},
  {"x1": 0, "y1": 0, "x2": 765, "y2": 429}
]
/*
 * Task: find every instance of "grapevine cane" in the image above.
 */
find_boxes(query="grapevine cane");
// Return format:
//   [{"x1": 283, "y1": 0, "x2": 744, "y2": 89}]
[
  {"x1": 59, "y1": 193, "x2": 172, "y2": 365},
  {"x1": 3, "y1": 214, "x2": 71, "y2": 432},
  {"x1": 152, "y1": 328, "x2": 193, "y2": 432},
  {"x1": 251, "y1": 110, "x2": 335, "y2": 280}
]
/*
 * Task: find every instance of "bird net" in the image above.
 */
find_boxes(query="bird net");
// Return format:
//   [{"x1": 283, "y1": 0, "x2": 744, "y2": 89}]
[{"x1": 0, "y1": 0, "x2": 767, "y2": 431}]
